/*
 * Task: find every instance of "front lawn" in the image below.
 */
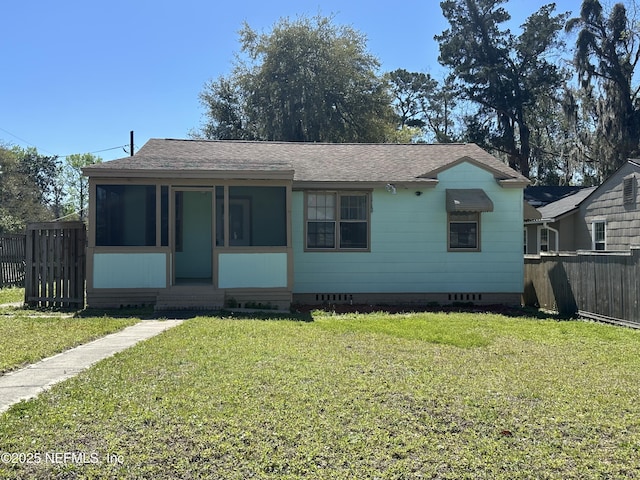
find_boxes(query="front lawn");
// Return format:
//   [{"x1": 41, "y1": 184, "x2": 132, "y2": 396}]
[
  {"x1": 0, "y1": 308, "x2": 139, "y2": 374},
  {"x1": 0, "y1": 287, "x2": 23, "y2": 305},
  {"x1": 1, "y1": 311, "x2": 640, "y2": 478}
]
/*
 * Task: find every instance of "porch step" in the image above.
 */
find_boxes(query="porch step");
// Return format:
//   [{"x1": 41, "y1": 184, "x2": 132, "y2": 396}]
[{"x1": 154, "y1": 287, "x2": 224, "y2": 311}]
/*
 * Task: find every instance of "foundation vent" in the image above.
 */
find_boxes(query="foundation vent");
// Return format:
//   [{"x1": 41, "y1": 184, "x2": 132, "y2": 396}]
[
  {"x1": 448, "y1": 293, "x2": 482, "y2": 302},
  {"x1": 315, "y1": 293, "x2": 354, "y2": 303}
]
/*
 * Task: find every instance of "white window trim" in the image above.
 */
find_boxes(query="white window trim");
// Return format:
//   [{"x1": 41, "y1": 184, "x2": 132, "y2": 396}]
[
  {"x1": 591, "y1": 220, "x2": 607, "y2": 251},
  {"x1": 537, "y1": 224, "x2": 559, "y2": 253},
  {"x1": 538, "y1": 226, "x2": 548, "y2": 253}
]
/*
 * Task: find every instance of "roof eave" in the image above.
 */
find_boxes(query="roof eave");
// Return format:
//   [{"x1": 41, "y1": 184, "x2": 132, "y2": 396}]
[
  {"x1": 524, "y1": 207, "x2": 579, "y2": 225},
  {"x1": 525, "y1": 218, "x2": 555, "y2": 225},
  {"x1": 293, "y1": 179, "x2": 439, "y2": 190},
  {"x1": 83, "y1": 168, "x2": 295, "y2": 181},
  {"x1": 498, "y1": 178, "x2": 530, "y2": 188}
]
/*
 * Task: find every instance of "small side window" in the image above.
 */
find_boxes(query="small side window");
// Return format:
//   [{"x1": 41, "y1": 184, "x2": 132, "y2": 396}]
[
  {"x1": 592, "y1": 221, "x2": 606, "y2": 251},
  {"x1": 539, "y1": 228, "x2": 549, "y2": 252},
  {"x1": 448, "y1": 212, "x2": 479, "y2": 251}
]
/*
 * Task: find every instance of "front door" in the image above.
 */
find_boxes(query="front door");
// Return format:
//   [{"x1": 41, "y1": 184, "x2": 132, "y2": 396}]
[{"x1": 174, "y1": 189, "x2": 213, "y2": 284}]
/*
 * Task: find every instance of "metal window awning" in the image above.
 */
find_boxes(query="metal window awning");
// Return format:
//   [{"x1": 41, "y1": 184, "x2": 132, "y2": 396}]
[{"x1": 446, "y1": 189, "x2": 494, "y2": 212}]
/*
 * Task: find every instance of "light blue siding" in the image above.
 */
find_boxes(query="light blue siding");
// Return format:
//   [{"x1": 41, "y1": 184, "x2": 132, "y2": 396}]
[
  {"x1": 293, "y1": 161, "x2": 524, "y2": 293},
  {"x1": 218, "y1": 253, "x2": 288, "y2": 288},
  {"x1": 94, "y1": 253, "x2": 166, "y2": 288}
]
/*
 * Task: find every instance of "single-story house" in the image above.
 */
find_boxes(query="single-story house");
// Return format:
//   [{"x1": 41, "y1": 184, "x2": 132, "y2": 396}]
[
  {"x1": 524, "y1": 186, "x2": 596, "y2": 253},
  {"x1": 82, "y1": 139, "x2": 530, "y2": 310},
  {"x1": 524, "y1": 160, "x2": 640, "y2": 253}
]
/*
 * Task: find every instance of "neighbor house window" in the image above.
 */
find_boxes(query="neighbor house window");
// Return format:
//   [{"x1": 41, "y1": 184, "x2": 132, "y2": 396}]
[
  {"x1": 448, "y1": 212, "x2": 479, "y2": 251},
  {"x1": 96, "y1": 185, "x2": 156, "y2": 246},
  {"x1": 539, "y1": 227, "x2": 549, "y2": 252},
  {"x1": 306, "y1": 192, "x2": 369, "y2": 250},
  {"x1": 592, "y1": 221, "x2": 606, "y2": 251}
]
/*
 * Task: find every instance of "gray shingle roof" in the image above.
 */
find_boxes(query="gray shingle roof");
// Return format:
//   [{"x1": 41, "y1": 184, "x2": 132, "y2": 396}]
[
  {"x1": 83, "y1": 138, "x2": 529, "y2": 184},
  {"x1": 524, "y1": 186, "x2": 586, "y2": 208},
  {"x1": 537, "y1": 186, "x2": 597, "y2": 220}
]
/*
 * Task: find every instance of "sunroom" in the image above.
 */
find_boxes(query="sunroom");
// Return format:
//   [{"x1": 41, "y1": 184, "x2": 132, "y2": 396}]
[{"x1": 84, "y1": 165, "x2": 294, "y2": 309}]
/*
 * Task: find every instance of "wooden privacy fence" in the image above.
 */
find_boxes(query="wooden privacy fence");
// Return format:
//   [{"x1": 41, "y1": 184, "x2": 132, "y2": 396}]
[
  {"x1": 25, "y1": 222, "x2": 86, "y2": 309},
  {"x1": 524, "y1": 249, "x2": 640, "y2": 324},
  {"x1": 0, "y1": 234, "x2": 26, "y2": 287}
]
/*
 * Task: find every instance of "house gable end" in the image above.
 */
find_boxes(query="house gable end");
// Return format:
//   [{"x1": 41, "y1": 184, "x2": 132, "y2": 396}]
[
  {"x1": 417, "y1": 155, "x2": 527, "y2": 188},
  {"x1": 580, "y1": 161, "x2": 640, "y2": 212},
  {"x1": 576, "y1": 161, "x2": 640, "y2": 251}
]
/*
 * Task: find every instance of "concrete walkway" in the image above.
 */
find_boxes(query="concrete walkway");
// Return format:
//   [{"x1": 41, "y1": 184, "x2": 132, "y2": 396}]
[{"x1": 0, "y1": 319, "x2": 184, "y2": 414}]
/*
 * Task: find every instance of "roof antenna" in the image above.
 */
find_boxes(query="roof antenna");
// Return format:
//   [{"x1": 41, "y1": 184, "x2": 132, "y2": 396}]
[{"x1": 130, "y1": 130, "x2": 134, "y2": 156}]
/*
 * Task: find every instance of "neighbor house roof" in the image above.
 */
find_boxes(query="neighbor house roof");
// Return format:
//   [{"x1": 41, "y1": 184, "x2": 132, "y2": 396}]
[
  {"x1": 524, "y1": 186, "x2": 587, "y2": 208},
  {"x1": 83, "y1": 138, "x2": 529, "y2": 187},
  {"x1": 525, "y1": 186, "x2": 597, "y2": 224}
]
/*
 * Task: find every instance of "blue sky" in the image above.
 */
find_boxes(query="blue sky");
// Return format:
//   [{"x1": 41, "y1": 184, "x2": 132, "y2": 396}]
[{"x1": 1, "y1": 0, "x2": 582, "y2": 162}]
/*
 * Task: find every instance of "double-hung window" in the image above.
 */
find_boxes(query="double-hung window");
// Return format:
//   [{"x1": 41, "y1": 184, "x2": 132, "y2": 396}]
[
  {"x1": 306, "y1": 192, "x2": 369, "y2": 250},
  {"x1": 539, "y1": 227, "x2": 549, "y2": 252},
  {"x1": 592, "y1": 221, "x2": 606, "y2": 251}
]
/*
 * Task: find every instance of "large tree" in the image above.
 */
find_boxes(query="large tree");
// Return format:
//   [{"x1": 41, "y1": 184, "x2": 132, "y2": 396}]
[
  {"x1": 59, "y1": 153, "x2": 102, "y2": 221},
  {"x1": 0, "y1": 145, "x2": 54, "y2": 232},
  {"x1": 195, "y1": 15, "x2": 396, "y2": 143},
  {"x1": 566, "y1": 0, "x2": 640, "y2": 180},
  {"x1": 12, "y1": 146, "x2": 59, "y2": 210},
  {"x1": 436, "y1": 0, "x2": 569, "y2": 178},
  {"x1": 385, "y1": 69, "x2": 460, "y2": 143}
]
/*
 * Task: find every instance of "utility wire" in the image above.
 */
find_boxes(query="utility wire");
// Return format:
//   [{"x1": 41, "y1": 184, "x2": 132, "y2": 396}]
[
  {"x1": 0, "y1": 125, "x2": 133, "y2": 159},
  {"x1": 58, "y1": 145, "x2": 132, "y2": 158},
  {"x1": 0, "y1": 126, "x2": 56, "y2": 155}
]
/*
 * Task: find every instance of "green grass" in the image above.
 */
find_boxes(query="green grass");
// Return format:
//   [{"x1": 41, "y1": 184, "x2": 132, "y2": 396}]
[
  {"x1": 2, "y1": 311, "x2": 640, "y2": 478},
  {"x1": 0, "y1": 308, "x2": 139, "y2": 374},
  {"x1": 0, "y1": 287, "x2": 23, "y2": 305}
]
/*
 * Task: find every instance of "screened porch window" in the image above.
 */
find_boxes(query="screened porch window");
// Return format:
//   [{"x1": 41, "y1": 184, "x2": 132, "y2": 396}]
[
  {"x1": 226, "y1": 186, "x2": 287, "y2": 247},
  {"x1": 96, "y1": 185, "x2": 156, "y2": 246},
  {"x1": 306, "y1": 192, "x2": 369, "y2": 250}
]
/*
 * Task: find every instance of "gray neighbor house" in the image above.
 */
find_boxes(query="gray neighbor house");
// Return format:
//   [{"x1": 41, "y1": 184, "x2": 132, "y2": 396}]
[{"x1": 525, "y1": 160, "x2": 640, "y2": 253}]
